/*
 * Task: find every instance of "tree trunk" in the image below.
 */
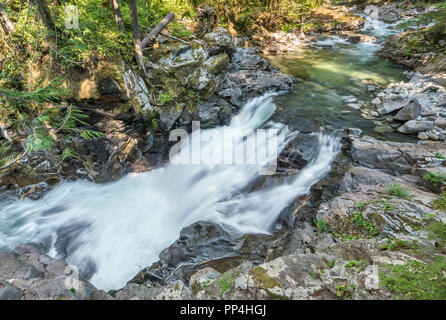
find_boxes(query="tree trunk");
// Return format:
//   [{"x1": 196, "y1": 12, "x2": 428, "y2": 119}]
[
  {"x1": 146, "y1": 0, "x2": 151, "y2": 24},
  {"x1": 141, "y1": 12, "x2": 175, "y2": 49},
  {"x1": 34, "y1": 0, "x2": 56, "y2": 31},
  {"x1": 128, "y1": 0, "x2": 144, "y2": 70},
  {"x1": 112, "y1": 0, "x2": 125, "y2": 32},
  {"x1": 0, "y1": 6, "x2": 15, "y2": 35}
]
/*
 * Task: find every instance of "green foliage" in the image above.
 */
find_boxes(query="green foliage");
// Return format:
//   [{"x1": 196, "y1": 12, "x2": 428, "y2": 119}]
[
  {"x1": 217, "y1": 272, "x2": 233, "y2": 295},
  {"x1": 335, "y1": 284, "x2": 353, "y2": 298},
  {"x1": 423, "y1": 172, "x2": 446, "y2": 186},
  {"x1": 380, "y1": 256, "x2": 446, "y2": 300},
  {"x1": 0, "y1": 80, "x2": 103, "y2": 168},
  {"x1": 352, "y1": 211, "x2": 379, "y2": 238},
  {"x1": 432, "y1": 192, "x2": 446, "y2": 211},
  {"x1": 426, "y1": 221, "x2": 446, "y2": 241},
  {"x1": 186, "y1": 0, "x2": 324, "y2": 33},
  {"x1": 156, "y1": 90, "x2": 177, "y2": 105},
  {"x1": 381, "y1": 238, "x2": 418, "y2": 251},
  {"x1": 327, "y1": 260, "x2": 336, "y2": 268},
  {"x1": 314, "y1": 217, "x2": 330, "y2": 233},
  {"x1": 434, "y1": 152, "x2": 445, "y2": 160},
  {"x1": 387, "y1": 184, "x2": 408, "y2": 199},
  {"x1": 356, "y1": 201, "x2": 367, "y2": 211},
  {"x1": 167, "y1": 22, "x2": 193, "y2": 38},
  {"x1": 345, "y1": 260, "x2": 367, "y2": 272},
  {"x1": 342, "y1": 234, "x2": 358, "y2": 242},
  {"x1": 201, "y1": 279, "x2": 211, "y2": 289}
]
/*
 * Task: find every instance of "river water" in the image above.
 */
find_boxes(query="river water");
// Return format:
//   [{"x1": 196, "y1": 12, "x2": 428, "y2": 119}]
[
  {"x1": 268, "y1": 20, "x2": 413, "y2": 141},
  {"x1": 0, "y1": 19, "x2": 409, "y2": 291}
]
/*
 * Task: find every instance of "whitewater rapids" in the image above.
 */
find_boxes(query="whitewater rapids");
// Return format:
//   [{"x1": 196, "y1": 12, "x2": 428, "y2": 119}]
[{"x1": 0, "y1": 92, "x2": 340, "y2": 290}]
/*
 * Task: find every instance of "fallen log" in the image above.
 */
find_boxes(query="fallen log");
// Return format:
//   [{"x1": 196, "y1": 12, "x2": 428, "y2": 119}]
[
  {"x1": 159, "y1": 31, "x2": 189, "y2": 44},
  {"x1": 141, "y1": 12, "x2": 175, "y2": 49}
]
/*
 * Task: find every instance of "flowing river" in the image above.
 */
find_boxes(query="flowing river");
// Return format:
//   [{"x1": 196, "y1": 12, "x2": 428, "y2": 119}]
[{"x1": 0, "y1": 19, "x2": 409, "y2": 291}]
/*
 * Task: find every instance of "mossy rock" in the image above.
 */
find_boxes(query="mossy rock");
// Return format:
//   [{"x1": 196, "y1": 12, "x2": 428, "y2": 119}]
[
  {"x1": 426, "y1": 21, "x2": 446, "y2": 44},
  {"x1": 202, "y1": 53, "x2": 230, "y2": 75},
  {"x1": 249, "y1": 266, "x2": 280, "y2": 289}
]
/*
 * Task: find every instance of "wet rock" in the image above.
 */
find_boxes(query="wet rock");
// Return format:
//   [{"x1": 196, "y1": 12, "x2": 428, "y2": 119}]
[
  {"x1": 188, "y1": 67, "x2": 214, "y2": 91},
  {"x1": 216, "y1": 70, "x2": 294, "y2": 108},
  {"x1": 394, "y1": 99, "x2": 421, "y2": 121},
  {"x1": 197, "y1": 96, "x2": 232, "y2": 128},
  {"x1": 398, "y1": 120, "x2": 435, "y2": 134},
  {"x1": 0, "y1": 245, "x2": 100, "y2": 300},
  {"x1": 347, "y1": 103, "x2": 361, "y2": 110},
  {"x1": 278, "y1": 133, "x2": 320, "y2": 172},
  {"x1": 230, "y1": 48, "x2": 272, "y2": 71},
  {"x1": 379, "y1": 98, "x2": 410, "y2": 114},
  {"x1": 348, "y1": 35, "x2": 361, "y2": 44},
  {"x1": 351, "y1": 137, "x2": 412, "y2": 174},
  {"x1": 130, "y1": 221, "x2": 239, "y2": 286},
  {"x1": 159, "y1": 106, "x2": 184, "y2": 131},
  {"x1": 434, "y1": 118, "x2": 446, "y2": 129},
  {"x1": 202, "y1": 53, "x2": 230, "y2": 75},
  {"x1": 379, "y1": 8, "x2": 400, "y2": 23},
  {"x1": 203, "y1": 27, "x2": 236, "y2": 57},
  {"x1": 98, "y1": 77, "x2": 124, "y2": 102},
  {"x1": 345, "y1": 97, "x2": 357, "y2": 104},
  {"x1": 0, "y1": 280, "x2": 23, "y2": 300},
  {"x1": 417, "y1": 132, "x2": 429, "y2": 140},
  {"x1": 351, "y1": 135, "x2": 446, "y2": 177},
  {"x1": 371, "y1": 97, "x2": 381, "y2": 105}
]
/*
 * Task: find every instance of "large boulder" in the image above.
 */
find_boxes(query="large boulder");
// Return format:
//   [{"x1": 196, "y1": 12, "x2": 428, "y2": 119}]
[
  {"x1": 351, "y1": 137, "x2": 412, "y2": 174},
  {"x1": 434, "y1": 118, "x2": 446, "y2": 129},
  {"x1": 229, "y1": 48, "x2": 273, "y2": 71},
  {"x1": 398, "y1": 120, "x2": 435, "y2": 134},
  {"x1": 379, "y1": 98, "x2": 410, "y2": 114},
  {"x1": 216, "y1": 70, "x2": 294, "y2": 108},
  {"x1": 351, "y1": 135, "x2": 446, "y2": 175},
  {"x1": 97, "y1": 77, "x2": 125, "y2": 102},
  {"x1": 394, "y1": 99, "x2": 421, "y2": 121},
  {"x1": 203, "y1": 27, "x2": 236, "y2": 57},
  {"x1": 159, "y1": 105, "x2": 184, "y2": 131},
  {"x1": 0, "y1": 245, "x2": 102, "y2": 300}
]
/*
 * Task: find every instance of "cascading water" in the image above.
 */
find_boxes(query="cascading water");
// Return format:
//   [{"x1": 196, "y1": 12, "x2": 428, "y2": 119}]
[{"x1": 0, "y1": 92, "x2": 340, "y2": 291}]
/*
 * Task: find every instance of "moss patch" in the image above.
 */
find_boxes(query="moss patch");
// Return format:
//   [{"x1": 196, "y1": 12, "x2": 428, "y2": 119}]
[{"x1": 249, "y1": 266, "x2": 280, "y2": 289}]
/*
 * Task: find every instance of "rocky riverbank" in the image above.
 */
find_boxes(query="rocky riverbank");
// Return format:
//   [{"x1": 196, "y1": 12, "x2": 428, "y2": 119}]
[{"x1": 361, "y1": 71, "x2": 446, "y2": 142}]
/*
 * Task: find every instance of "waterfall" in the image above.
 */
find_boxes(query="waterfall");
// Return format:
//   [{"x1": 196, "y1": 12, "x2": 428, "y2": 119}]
[{"x1": 0, "y1": 92, "x2": 340, "y2": 291}]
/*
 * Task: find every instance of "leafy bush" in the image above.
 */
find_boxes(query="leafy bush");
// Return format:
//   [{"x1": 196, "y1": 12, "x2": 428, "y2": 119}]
[
  {"x1": 314, "y1": 217, "x2": 330, "y2": 233},
  {"x1": 380, "y1": 238, "x2": 418, "y2": 251},
  {"x1": 432, "y1": 193, "x2": 446, "y2": 211},
  {"x1": 217, "y1": 273, "x2": 233, "y2": 295},
  {"x1": 387, "y1": 184, "x2": 408, "y2": 199},
  {"x1": 434, "y1": 152, "x2": 445, "y2": 160},
  {"x1": 423, "y1": 172, "x2": 446, "y2": 186},
  {"x1": 0, "y1": 80, "x2": 102, "y2": 168},
  {"x1": 352, "y1": 211, "x2": 379, "y2": 237}
]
